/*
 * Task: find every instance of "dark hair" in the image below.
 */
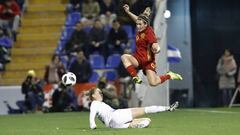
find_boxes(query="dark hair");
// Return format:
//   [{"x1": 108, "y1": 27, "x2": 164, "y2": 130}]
[
  {"x1": 138, "y1": 14, "x2": 150, "y2": 25},
  {"x1": 112, "y1": 19, "x2": 119, "y2": 23},
  {"x1": 76, "y1": 47, "x2": 83, "y2": 53}
]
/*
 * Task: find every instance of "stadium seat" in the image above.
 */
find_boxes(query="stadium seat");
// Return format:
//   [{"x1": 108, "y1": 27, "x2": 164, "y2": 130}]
[
  {"x1": 65, "y1": 12, "x2": 81, "y2": 26},
  {"x1": 59, "y1": 56, "x2": 68, "y2": 68},
  {"x1": 89, "y1": 71, "x2": 100, "y2": 83},
  {"x1": 130, "y1": 40, "x2": 136, "y2": 52},
  {"x1": 89, "y1": 54, "x2": 105, "y2": 69},
  {"x1": 122, "y1": 25, "x2": 133, "y2": 38},
  {"x1": 55, "y1": 40, "x2": 67, "y2": 54},
  {"x1": 103, "y1": 70, "x2": 118, "y2": 81},
  {"x1": 67, "y1": 55, "x2": 77, "y2": 69},
  {"x1": 105, "y1": 54, "x2": 121, "y2": 69},
  {"x1": 0, "y1": 37, "x2": 13, "y2": 48},
  {"x1": 61, "y1": 27, "x2": 74, "y2": 41}
]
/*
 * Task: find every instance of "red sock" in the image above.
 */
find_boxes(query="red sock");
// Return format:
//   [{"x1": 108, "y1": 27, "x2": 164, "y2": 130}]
[
  {"x1": 159, "y1": 75, "x2": 171, "y2": 83},
  {"x1": 126, "y1": 65, "x2": 137, "y2": 77}
]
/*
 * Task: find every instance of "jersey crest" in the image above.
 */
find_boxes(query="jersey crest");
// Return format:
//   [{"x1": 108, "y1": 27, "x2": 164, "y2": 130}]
[{"x1": 140, "y1": 33, "x2": 145, "y2": 39}]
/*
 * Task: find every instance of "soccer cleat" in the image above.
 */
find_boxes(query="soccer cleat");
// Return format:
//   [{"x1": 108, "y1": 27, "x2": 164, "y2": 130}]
[
  {"x1": 132, "y1": 76, "x2": 142, "y2": 84},
  {"x1": 168, "y1": 101, "x2": 179, "y2": 112},
  {"x1": 167, "y1": 71, "x2": 183, "y2": 80}
]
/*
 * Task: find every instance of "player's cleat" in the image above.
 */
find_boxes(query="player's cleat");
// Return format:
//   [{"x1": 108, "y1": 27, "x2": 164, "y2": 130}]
[
  {"x1": 132, "y1": 76, "x2": 142, "y2": 84},
  {"x1": 168, "y1": 101, "x2": 179, "y2": 112},
  {"x1": 167, "y1": 71, "x2": 183, "y2": 80}
]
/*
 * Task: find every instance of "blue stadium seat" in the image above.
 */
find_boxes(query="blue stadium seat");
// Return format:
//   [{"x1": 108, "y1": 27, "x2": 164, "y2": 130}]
[
  {"x1": 55, "y1": 40, "x2": 67, "y2": 54},
  {"x1": 103, "y1": 70, "x2": 118, "y2": 81},
  {"x1": 89, "y1": 71, "x2": 100, "y2": 83},
  {"x1": 59, "y1": 56, "x2": 68, "y2": 68},
  {"x1": 122, "y1": 25, "x2": 133, "y2": 38},
  {"x1": 0, "y1": 37, "x2": 13, "y2": 48},
  {"x1": 65, "y1": 12, "x2": 81, "y2": 26},
  {"x1": 130, "y1": 40, "x2": 136, "y2": 52},
  {"x1": 89, "y1": 54, "x2": 105, "y2": 69},
  {"x1": 67, "y1": 55, "x2": 77, "y2": 69},
  {"x1": 105, "y1": 54, "x2": 121, "y2": 69},
  {"x1": 61, "y1": 27, "x2": 74, "y2": 41}
]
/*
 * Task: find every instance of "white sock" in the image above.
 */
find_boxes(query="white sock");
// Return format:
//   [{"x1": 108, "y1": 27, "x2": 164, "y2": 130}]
[{"x1": 144, "y1": 106, "x2": 169, "y2": 114}]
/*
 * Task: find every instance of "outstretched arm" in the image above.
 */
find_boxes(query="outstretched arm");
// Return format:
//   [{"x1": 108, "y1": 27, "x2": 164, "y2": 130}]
[
  {"x1": 123, "y1": 5, "x2": 152, "y2": 23},
  {"x1": 123, "y1": 4, "x2": 138, "y2": 23},
  {"x1": 89, "y1": 103, "x2": 97, "y2": 129}
]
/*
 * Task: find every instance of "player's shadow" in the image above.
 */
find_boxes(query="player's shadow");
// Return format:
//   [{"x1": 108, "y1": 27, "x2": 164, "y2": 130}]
[
  {"x1": 62, "y1": 127, "x2": 115, "y2": 132},
  {"x1": 64, "y1": 126, "x2": 161, "y2": 131}
]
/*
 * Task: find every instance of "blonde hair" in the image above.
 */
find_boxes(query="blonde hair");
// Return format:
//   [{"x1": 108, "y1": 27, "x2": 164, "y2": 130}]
[{"x1": 88, "y1": 87, "x2": 98, "y2": 101}]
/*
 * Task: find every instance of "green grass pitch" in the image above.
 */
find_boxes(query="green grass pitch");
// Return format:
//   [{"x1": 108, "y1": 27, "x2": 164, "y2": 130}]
[{"x1": 0, "y1": 108, "x2": 240, "y2": 135}]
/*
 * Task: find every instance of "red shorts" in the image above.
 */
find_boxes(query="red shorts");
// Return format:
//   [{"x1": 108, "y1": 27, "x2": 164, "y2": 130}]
[{"x1": 133, "y1": 54, "x2": 157, "y2": 75}]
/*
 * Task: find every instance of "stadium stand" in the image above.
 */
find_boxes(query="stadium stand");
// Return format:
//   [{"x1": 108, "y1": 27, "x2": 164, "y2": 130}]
[{"x1": 0, "y1": 0, "x2": 65, "y2": 85}]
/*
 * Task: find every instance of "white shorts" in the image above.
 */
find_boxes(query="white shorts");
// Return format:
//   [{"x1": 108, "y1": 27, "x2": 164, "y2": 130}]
[{"x1": 109, "y1": 109, "x2": 133, "y2": 128}]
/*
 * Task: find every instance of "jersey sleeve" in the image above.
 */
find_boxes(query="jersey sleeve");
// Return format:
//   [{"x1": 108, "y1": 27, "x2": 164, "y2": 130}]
[
  {"x1": 89, "y1": 101, "x2": 97, "y2": 129},
  {"x1": 146, "y1": 27, "x2": 157, "y2": 44}
]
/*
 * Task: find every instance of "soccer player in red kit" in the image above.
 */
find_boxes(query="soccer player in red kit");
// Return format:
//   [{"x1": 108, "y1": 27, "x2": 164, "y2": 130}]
[{"x1": 121, "y1": 4, "x2": 182, "y2": 86}]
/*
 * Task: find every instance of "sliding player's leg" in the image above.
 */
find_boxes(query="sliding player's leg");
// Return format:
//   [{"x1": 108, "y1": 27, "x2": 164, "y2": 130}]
[
  {"x1": 109, "y1": 102, "x2": 179, "y2": 128},
  {"x1": 128, "y1": 102, "x2": 179, "y2": 128}
]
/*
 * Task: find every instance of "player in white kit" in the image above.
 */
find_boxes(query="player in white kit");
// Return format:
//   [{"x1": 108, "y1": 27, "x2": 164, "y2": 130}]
[{"x1": 89, "y1": 88, "x2": 179, "y2": 129}]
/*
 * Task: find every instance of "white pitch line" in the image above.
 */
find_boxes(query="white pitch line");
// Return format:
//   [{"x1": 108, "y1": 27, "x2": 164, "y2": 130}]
[{"x1": 184, "y1": 109, "x2": 239, "y2": 114}]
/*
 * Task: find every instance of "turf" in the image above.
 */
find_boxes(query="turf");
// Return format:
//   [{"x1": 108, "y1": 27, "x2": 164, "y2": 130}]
[{"x1": 0, "y1": 108, "x2": 240, "y2": 135}]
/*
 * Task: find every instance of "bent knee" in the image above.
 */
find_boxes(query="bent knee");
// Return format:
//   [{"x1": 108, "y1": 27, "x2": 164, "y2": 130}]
[
  {"x1": 121, "y1": 54, "x2": 129, "y2": 60},
  {"x1": 148, "y1": 81, "x2": 158, "y2": 87}
]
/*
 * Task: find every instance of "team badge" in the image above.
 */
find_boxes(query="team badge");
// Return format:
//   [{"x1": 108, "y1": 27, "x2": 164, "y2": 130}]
[{"x1": 140, "y1": 33, "x2": 145, "y2": 39}]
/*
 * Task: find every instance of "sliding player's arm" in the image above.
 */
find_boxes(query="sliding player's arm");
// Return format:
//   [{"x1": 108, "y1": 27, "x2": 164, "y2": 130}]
[
  {"x1": 89, "y1": 103, "x2": 97, "y2": 129},
  {"x1": 123, "y1": 4, "x2": 138, "y2": 23}
]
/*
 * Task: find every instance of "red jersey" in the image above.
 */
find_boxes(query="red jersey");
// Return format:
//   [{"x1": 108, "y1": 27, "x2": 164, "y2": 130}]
[
  {"x1": 133, "y1": 26, "x2": 158, "y2": 74},
  {"x1": 134, "y1": 26, "x2": 157, "y2": 62}
]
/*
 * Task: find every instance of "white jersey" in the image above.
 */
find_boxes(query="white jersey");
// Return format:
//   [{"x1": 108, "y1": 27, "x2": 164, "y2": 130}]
[{"x1": 89, "y1": 100, "x2": 115, "y2": 129}]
